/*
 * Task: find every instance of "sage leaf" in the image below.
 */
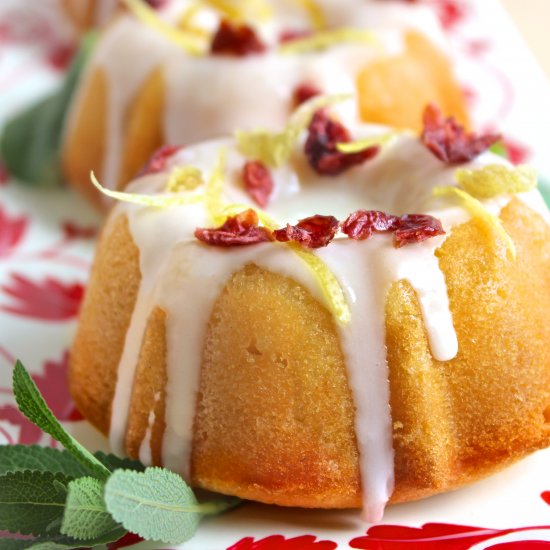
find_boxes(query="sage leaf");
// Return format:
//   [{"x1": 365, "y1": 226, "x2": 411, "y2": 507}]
[
  {"x1": 94, "y1": 451, "x2": 145, "y2": 473},
  {"x1": 0, "y1": 539, "x2": 35, "y2": 549},
  {"x1": 0, "y1": 470, "x2": 70, "y2": 536},
  {"x1": 104, "y1": 467, "x2": 201, "y2": 544},
  {"x1": 0, "y1": 527, "x2": 128, "y2": 549},
  {"x1": 61, "y1": 477, "x2": 124, "y2": 541},
  {"x1": 12, "y1": 361, "x2": 110, "y2": 481},
  {"x1": 0, "y1": 540, "x2": 75, "y2": 550},
  {"x1": 0, "y1": 32, "x2": 96, "y2": 188},
  {"x1": 540, "y1": 178, "x2": 550, "y2": 208},
  {"x1": 0, "y1": 446, "x2": 91, "y2": 477}
]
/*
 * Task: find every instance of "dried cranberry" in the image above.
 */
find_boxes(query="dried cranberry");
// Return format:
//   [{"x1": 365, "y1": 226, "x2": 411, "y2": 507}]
[
  {"x1": 145, "y1": 0, "x2": 167, "y2": 8},
  {"x1": 342, "y1": 210, "x2": 399, "y2": 240},
  {"x1": 138, "y1": 145, "x2": 182, "y2": 176},
  {"x1": 421, "y1": 104, "x2": 500, "y2": 164},
  {"x1": 210, "y1": 20, "x2": 266, "y2": 56},
  {"x1": 273, "y1": 215, "x2": 339, "y2": 248},
  {"x1": 393, "y1": 214, "x2": 445, "y2": 247},
  {"x1": 292, "y1": 82, "x2": 322, "y2": 108},
  {"x1": 242, "y1": 161, "x2": 274, "y2": 208},
  {"x1": 195, "y1": 209, "x2": 273, "y2": 246},
  {"x1": 305, "y1": 111, "x2": 379, "y2": 176},
  {"x1": 342, "y1": 210, "x2": 445, "y2": 248}
]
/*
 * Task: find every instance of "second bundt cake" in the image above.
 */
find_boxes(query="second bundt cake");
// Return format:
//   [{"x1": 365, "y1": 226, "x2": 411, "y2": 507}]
[{"x1": 61, "y1": 0, "x2": 469, "y2": 208}]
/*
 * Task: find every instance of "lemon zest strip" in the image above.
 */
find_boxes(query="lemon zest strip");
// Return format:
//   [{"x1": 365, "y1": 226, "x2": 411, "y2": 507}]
[
  {"x1": 455, "y1": 164, "x2": 537, "y2": 199},
  {"x1": 220, "y1": 204, "x2": 350, "y2": 325},
  {"x1": 336, "y1": 133, "x2": 397, "y2": 154},
  {"x1": 204, "y1": 148, "x2": 229, "y2": 224},
  {"x1": 91, "y1": 171, "x2": 203, "y2": 207},
  {"x1": 433, "y1": 186, "x2": 516, "y2": 260},
  {"x1": 236, "y1": 93, "x2": 351, "y2": 168},
  {"x1": 121, "y1": 0, "x2": 206, "y2": 55},
  {"x1": 166, "y1": 166, "x2": 205, "y2": 193},
  {"x1": 279, "y1": 27, "x2": 378, "y2": 54},
  {"x1": 290, "y1": 244, "x2": 351, "y2": 325},
  {"x1": 203, "y1": 0, "x2": 273, "y2": 22},
  {"x1": 293, "y1": 0, "x2": 326, "y2": 30},
  {"x1": 177, "y1": 4, "x2": 211, "y2": 38}
]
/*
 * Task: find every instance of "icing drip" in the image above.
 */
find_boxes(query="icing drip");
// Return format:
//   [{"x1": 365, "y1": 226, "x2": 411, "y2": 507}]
[
  {"x1": 158, "y1": 243, "x2": 324, "y2": 477},
  {"x1": 139, "y1": 391, "x2": 161, "y2": 465},
  {"x1": 110, "y1": 276, "x2": 157, "y2": 456},
  {"x1": 317, "y1": 233, "x2": 456, "y2": 522}
]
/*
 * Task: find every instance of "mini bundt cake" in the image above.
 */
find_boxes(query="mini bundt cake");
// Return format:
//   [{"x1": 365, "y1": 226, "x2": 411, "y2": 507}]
[
  {"x1": 70, "y1": 100, "x2": 550, "y2": 522},
  {"x1": 61, "y1": 0, "x2": 469, "y2": 208}
]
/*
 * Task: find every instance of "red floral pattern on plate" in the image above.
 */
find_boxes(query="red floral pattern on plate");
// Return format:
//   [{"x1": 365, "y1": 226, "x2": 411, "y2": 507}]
[
  {"x1": 0, "y1": 274, "x2": 84, "y2": 320},
  {"x1": 487, "y1": 543, "x2": 550, "y2": 549},
  {"x1": 350, "y1": 523, "x2": 550, "y2": 549},
  {"x1": 0, "y1": 205, "x2": 28, "y2": 258},
  {"x1": 502, "y1": 137, "x2": 531, "y2": 165},
  {"x1": 426, "y1": 0, "x2": 469, "y2": 30},
  {"x1": 107, "y1": 533, "x2": 145, "y2": 549},
  {"x1": 0, "y1": 4, "x2": 75, "y2": 71},
  {"x1": 227, "y1": 535, "x2": 337, "y2": 550},
  {"x1": 62, "y1": 221, "x2": 98, "y2": 241}
]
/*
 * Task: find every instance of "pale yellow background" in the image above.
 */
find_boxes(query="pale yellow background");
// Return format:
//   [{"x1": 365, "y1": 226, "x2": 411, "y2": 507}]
[{"x1": 501, "y1": 0, "x2": 550, "y2": 78}]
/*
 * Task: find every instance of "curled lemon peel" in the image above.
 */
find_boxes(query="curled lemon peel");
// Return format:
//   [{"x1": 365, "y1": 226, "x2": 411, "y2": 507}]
[
  {"x1": 205, "y1": 148, "x2": 229, "y2": 224},
  {"x1": 121, "y1": 0, "x2": 206, "y2": 55},
  {"x1": 220, "y1": 203, "x2": 350, "y2": 325},
  {"x1": 336, "y1": 133, "x2": 397, "y2": 154},
  {"x1": 290, "y1": 244, "x2": 351, "y2": 325},
  {"x1": 433, "y1": 186, "x2": 516, "y2": 260},
  {"x1": 203, "y1": 0, "x2": 273, "y2": 22},
  {"x1": 166, "y1": 166, "x2": 205, "y2": 193},
  {"x1": 177, "y1": 4, "x2": 211, "y2": 38},
  {"x1": 236, "y1": 93, "x2": 351, "y2": 168},
  {"x1": 91, "y1": 171, "x2": 203, "y2": 207},
  {"x1": 455, "y1": 164, "x2": 537, "y2": 199},
  {"x1": 279, "y1": 27, "x2": 378, "y2": 54},
  {"x1": 293, "y1": 0, "x2": 326, "y2": 30}
]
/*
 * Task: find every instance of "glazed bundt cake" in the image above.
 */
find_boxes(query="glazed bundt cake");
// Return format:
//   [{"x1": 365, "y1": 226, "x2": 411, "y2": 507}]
[
  {"x1": 70, "y1": 100, "x2": 550, "y2": 522},
  {"x1": 61, "y1": 0, "x2": 469, "y2": 208}
]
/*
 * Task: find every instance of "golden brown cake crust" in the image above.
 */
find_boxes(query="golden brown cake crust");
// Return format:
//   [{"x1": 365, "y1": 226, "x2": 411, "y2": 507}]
[
  {"x1": 70, "y1": 198, "x2": 550, "y2": 507},
  {"x1": 357, "y1": 31, "x2": 470, "y2": 132},
  {"x1": 60, "y1": 0, "x2": 96, "y2": 32},
  {"x1": 69, "y1": 215, "x2": 141, "y2": 434},
  {"x1": 62, "y1": 67, "x2": 108, "y2": 211}
]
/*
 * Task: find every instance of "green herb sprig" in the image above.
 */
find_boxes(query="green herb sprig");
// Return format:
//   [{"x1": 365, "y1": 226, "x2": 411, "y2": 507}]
[
  {"x1": 0, "y1": 361, "x2": 240, "y2": 548},
  {"x1": 0, "y1": 32, "x2": 96, "y2": 188}
]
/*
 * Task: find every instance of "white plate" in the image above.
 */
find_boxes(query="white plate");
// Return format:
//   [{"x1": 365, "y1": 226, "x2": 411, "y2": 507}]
[{"x1": 1, "y1": 1, "x2": 549, "y2": 548}]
